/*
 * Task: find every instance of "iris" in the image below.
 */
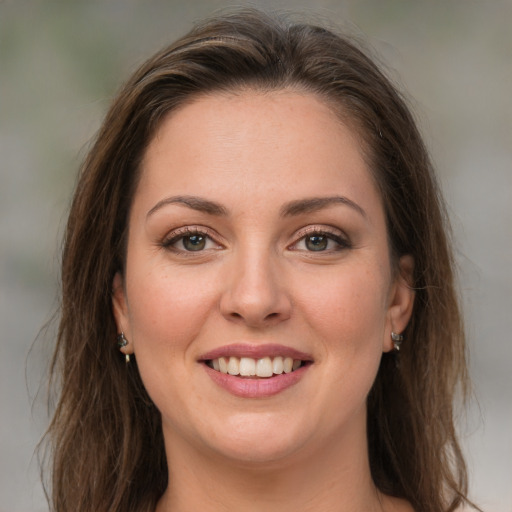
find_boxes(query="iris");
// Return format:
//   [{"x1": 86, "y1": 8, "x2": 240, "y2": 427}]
[{"x1": 305, "y1": 235, "x2": 328, "y2": 251}]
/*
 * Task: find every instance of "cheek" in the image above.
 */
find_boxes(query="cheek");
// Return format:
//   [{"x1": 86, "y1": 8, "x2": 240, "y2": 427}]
[
  {"x1": 124, "y1": 266, "x2": 221, "y2": 414},
  {"x1": 301, "y1": 265, "x2": 389, "y2": 338},
  {"x1": 283, "y1": 262, "x2": 391, "y2": 435},
  {"x1": 125, "y1": 264, "x2": 219, "y2": 354},
  {"x1": 294, "y1": 259, "x2": 391, "y2": 396}
]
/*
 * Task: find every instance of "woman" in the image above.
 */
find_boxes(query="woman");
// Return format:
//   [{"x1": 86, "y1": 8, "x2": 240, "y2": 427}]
[{"x1": 44, "y1": 9, "x2": 478, "y2": 512}]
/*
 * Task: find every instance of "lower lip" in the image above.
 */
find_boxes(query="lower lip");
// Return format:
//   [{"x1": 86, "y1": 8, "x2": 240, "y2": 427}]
[{"x1": 203, "y1": 364, "x2": 310, "y2": 398}]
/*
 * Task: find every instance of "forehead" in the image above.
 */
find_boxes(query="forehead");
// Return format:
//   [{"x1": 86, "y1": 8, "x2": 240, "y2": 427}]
[{"x1": 136, "y1": 90, "x2": 382, "y2": 220}]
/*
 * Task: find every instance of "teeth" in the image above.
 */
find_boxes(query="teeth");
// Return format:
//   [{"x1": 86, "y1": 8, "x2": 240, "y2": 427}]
[
  {"x1": 272, "y1": 356, "x2": 284, "y2": 374},
  {"x1": 256, "y1": 357, "x2": 273, "y2": 377},
  {"x1": 211, "y1": 356, "x2": 303, "y2": 377},
  {"x1": 227, "y1": 356, "x2": 239, "y2": 375},
  {"x1": 239, "y1": 357, "x2": 256, "y2": 376},
  {"x1": 219, "y1": 357, "x2": 228, "y2": 374}
]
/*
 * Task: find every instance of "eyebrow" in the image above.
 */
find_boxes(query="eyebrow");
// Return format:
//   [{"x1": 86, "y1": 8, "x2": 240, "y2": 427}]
[
  {"x1": 280, "y1": 196, "x2": 367, "y2": 219},
  {"x1": 146, "y1": 194, "x2": 367, "y2": 220},
  {"x1": 146, "y1": 195, "x2": 228, "y2": 218}
]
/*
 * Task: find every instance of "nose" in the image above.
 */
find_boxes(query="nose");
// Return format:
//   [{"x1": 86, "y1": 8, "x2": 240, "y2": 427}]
[{"x1": 220, "y1": 249, "x2": 292, "y2": 328}]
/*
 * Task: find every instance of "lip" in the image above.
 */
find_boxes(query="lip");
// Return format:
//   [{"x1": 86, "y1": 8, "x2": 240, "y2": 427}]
[
  {"x1": 199, "y1": 343, "x2": 313, "y2": 362},
  {"x1": 199, "y1": 344, "x2": 313, "y2": 398},
  {"x1": 203, "y1": 363, "x2": 311, "y2": 398}
]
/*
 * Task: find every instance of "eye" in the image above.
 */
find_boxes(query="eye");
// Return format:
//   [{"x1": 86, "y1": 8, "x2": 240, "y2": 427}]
[
  {"x1": 291, "y1": 229, "x2": 350, "y2": 253},
  {"x1": 163, "y1": 228, "x2": 221, "y2": 253},
  {"x1": 180, "y1": 234, "x2": 208, "y2": 251},
  {"x1": 305, "y1": 234, "x2": 330, "y2": 251}
]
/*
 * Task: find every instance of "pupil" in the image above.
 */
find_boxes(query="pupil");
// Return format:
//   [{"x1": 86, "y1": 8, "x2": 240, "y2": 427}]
[
  {"x1": 306, "y1": 235, "x2": 327, "y2": 251},
  {"x1": 184, "y1": 235, "x2": 206, "y2": 251}
]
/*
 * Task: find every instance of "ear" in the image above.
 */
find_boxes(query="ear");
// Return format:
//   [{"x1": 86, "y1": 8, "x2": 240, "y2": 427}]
[
  {"x1": 383, "y1": 255, "x2": 415, "y2": 352},
  {"x1": 112, "y1": 272, "x2": 134, "y2": 355}
]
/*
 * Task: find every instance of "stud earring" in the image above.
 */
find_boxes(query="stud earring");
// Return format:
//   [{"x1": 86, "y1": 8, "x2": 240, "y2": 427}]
[
  {"x1": 117, "y1": 332, "x2": 131, "y2": 363},
  {"x1": 391, "y1": 331, "x2": 403, "y2": 352}
]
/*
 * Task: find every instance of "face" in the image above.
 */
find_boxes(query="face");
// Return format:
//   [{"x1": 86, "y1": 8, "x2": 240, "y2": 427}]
[{"x1": 113, "y1": 90, "x2": 414, "y2": 467}]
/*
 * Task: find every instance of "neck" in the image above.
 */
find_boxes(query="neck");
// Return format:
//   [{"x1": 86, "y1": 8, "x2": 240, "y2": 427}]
[{"x1": 156, "y1": 421, "x2": 391, "y2": 512}]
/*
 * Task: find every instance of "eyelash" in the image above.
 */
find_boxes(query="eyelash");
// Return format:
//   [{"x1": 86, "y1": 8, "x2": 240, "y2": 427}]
[
  {"x1": 161, "y1": 226, "x2": 221, "y2": 253},
  {"x1": 290, "y1": 227, "x2": 351, "y2": 253},
  {"x1": 161, "y1": 225, "x2": 351, "y2": 255}
]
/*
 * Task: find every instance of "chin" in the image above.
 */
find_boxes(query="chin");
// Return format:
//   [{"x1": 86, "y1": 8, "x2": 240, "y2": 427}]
[
  {"x1": 213, "y1": 411, "x2": 323, "y2": 466},
  {"x1": 211, "y1": 437, "x2": 304, "y2": 467}
]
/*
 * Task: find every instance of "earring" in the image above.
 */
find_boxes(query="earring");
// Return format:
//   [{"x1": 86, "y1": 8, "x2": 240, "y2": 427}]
[
  {"x1": 117, "y1": 332, "x2": 131, "y2": 363},
  {"x1": 391, "y1": 331, "x2": 403, "y2": 352}
]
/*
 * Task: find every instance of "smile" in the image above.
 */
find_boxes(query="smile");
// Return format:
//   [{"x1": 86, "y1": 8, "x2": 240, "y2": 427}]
[
  {"x1": 199, "y1": 344, "x2": 313, "y2": 397},
  {"x1": 206, "y1": 356, "x2": 305, "y2": 378}
]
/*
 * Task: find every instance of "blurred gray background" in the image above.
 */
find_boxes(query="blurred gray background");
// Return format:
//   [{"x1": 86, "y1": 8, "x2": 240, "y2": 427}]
[{"x1": 1, "y1": 1, "x2": 511, "y2": 511}]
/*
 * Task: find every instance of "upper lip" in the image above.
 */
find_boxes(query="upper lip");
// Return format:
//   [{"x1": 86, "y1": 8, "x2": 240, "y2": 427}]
[{"x1": 199, "y1": 343, "x2": 313, "y2": 362}]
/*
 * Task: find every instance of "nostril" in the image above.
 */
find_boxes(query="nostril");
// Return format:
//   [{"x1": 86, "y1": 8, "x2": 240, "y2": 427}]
[
  {"x1": 228, "y1": 310, "x2": 282, "y2": 324},
  {"x1": 220, "y1": 283, "x2": 292, "y2": 326}
]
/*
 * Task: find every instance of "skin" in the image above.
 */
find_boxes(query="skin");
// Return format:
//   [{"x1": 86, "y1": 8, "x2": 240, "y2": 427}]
[{"x1": 113, "y1": 90, "x2": 415, "y2": 512}]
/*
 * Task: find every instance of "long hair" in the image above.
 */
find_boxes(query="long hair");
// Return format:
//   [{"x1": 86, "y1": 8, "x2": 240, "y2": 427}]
[{"x1": 44, "y1": 9, "x2": 475, "y2": 512}]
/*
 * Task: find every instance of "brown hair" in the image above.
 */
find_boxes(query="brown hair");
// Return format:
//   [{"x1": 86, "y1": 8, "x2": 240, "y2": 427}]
[{"x1": 44, "y1": 9, "x2": 476, "y2": 512}]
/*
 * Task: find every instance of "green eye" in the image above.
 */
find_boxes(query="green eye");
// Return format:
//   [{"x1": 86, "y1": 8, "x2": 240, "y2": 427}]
[
  {"x1": 291, "y1": 229, "x2": 350, "y2": 253},
  {"x1": 305, "y1": 235, "x2": 328, "y2": 251},
  {"x1": 182, "y1": 235, "x2": 206, "y2": 251}
]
